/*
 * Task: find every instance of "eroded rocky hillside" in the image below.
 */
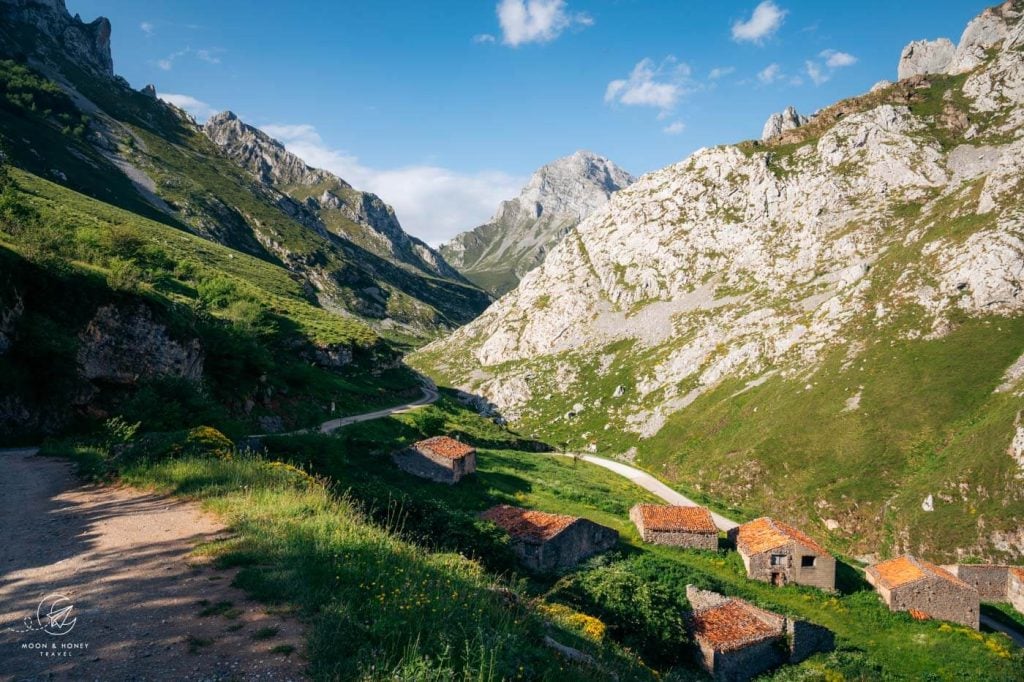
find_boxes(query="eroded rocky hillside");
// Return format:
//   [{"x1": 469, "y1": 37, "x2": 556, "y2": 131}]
[
  {"x1": 440, "y1": 151, "x2": 633, "y2": 296},
  {"x1": 0, "y1": 0, "x2": 488, "y2": 335},
  {"x1": 415, "y1": 1, "x2": 1024, "y2": 563}
]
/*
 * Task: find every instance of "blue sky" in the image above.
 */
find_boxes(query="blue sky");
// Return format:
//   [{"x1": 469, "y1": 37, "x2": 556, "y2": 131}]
[{"x1": 70, "y1": 0, "x2": 989, "y2": 244}]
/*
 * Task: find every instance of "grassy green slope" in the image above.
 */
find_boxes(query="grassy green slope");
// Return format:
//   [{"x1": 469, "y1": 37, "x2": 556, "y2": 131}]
[
  {"x1": 48, "y1": 395, "x2": 1024, "y2": 679},
  {"x1": 0, "y1": 166, "x2": 424, "y2": 440}
]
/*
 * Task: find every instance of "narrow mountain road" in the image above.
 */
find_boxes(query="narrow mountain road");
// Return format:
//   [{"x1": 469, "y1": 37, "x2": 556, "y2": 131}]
[
  {"x1": 558, "y1": 453, "x2": 739, "y2": 531},
  {"x1": 316, "y1": 385, "x2": 439, "y2": 434},
  {"x1": 981, "y1": 614, "x2": 1024, "y2": 648},
  {"x1": 0, "y1": 448, "x2": 304, "y2": 681}
]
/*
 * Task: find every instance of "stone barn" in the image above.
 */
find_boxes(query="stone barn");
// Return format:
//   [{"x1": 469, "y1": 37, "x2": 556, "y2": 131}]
[
  {"x1": 686, "y1": 586, "x2": 833, "y2": 681},
  {"x1": 866, "y1": 555, "x2": 980, "y2": 629},
  {"x1": 943, "y1": 564, "x2": 1024, "y2": 614},
  {"x1": 479, "y1": 505, "x2": 618, "y2": 573},
  {"x1": 392, "y1": 436, "x2": 476, "y2": 484},
  {"x1": 730, "y1": 517, "x2": 836, "y2": 591},
  {"x1": 630, "y1": 503, "x2": 718, "y2": 549}
]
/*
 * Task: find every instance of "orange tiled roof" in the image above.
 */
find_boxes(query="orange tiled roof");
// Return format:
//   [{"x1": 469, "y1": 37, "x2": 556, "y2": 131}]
[
  {"x1": 868, "y1": 555, "x2": 973, "y2": 591},
  {"x1": 736, "y1": 517, "x2": 829, "y2": 556},
  {"x1": 634, "y1": 504, "x2": 717, "y2": 534},
  {"x1": 908, "y1": 608, "x2": 931, "y2": 621},
  {"x1": 1010, "y1": 567, "x2": 1024, "y2": 582},
  {"x1": 415, "y1": 436, "x2": 475, "y2": 460},
  {"x1": 480, "y1": 505, "x2": 578, "y2": 542},
  {"x1": 691, "y1": 599, "x2": 783, "y2": 652}
]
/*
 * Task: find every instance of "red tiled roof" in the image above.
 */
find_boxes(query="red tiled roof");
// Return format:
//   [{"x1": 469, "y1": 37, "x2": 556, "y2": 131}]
[
  {"x1": 736, "y1": 517, "x2": 829, "y2": 556},
  {"x1": 633, "y1": 504, "x2": 717, "y2": 534},
  {"x1": 415, "y1": 436, "x2": 475, "y2": 460},
  {"x1": 480, "y1": 505, "x2": 578, "y2": 542},
  {"x1": 691, "y1": 599, "x2": 783, "y2": 652},
  {"x1": 868, "y1": 555, "x2": 974, "y2": 591}
]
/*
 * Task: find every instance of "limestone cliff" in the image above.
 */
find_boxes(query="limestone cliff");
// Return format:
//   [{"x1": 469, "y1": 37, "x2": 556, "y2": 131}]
[
  {"x1": 440, "y1": 151, "x2": 633, "y2": 296},
  {"x1": 416, "y1": 1, "x2": 1024, "y2": 562}
]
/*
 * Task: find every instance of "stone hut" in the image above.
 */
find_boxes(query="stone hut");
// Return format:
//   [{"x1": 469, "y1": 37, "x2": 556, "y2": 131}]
[
  {"x1": 865, "y1": 555, "x2": 980, "y2": 629},
  {"x1": 730, "y1": 517, "x2": 836, "y2": 591},
  {"x1": 630, "y1": 503, "x2": 718, "y2": 549},
  {"x1": 943, "y1": 564, "x2": 1024, "y2": 614},
  {"x1": 392, "y1": 436, "x2": 476, "y2": 484},
  {"x1": 685, "y1": 586, "x2": 834, "y2": 681},
  {"x1": 479, "y1": 505, "x2": 618, "y2": 573}
]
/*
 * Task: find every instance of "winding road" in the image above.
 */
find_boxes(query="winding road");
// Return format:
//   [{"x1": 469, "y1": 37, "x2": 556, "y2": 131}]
[{"x1": 557, "y1": 453, "x2": 739, "y2": 531}]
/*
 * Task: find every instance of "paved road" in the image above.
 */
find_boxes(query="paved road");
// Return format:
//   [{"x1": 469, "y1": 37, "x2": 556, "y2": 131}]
[
  {"x1": 981, "y1": 613, "x2": 1024, "y2": 647},
  {"x1": 558, "y1": 453, "x2": 738, "y2": 531},
  {"x1": 316, "y1": 385, "x2": 439, "y2": 434},
  {"x1": 248, "y1": 384, "x2": 440, "y2": 438}
]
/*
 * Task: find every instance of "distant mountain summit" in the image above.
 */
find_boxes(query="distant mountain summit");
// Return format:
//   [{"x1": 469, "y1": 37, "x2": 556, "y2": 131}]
[
  {"x1": 440, "y1": 151, "x2": 634, "y2": 296},
  {"x1": 203, "y1": 111, "x2": 463, "y2": 282}
]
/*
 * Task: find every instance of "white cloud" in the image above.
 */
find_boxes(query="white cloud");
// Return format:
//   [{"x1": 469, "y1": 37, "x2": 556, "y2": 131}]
[
  {"x1": 758, "y1": 63, "x2": 782, "y2": 84},
  {"x1": 156, "y1": 47, "x2": 222, "y2": 71},
  {"x1": 196, "y1": 49, "x2": 223, "y2": 65},
  {"x1": 157, "y1": 93, "x2": 217, "y2": 120},
  {"x1": 708, "y1": 66, "x2": 736, "y2": 80},
  {"x1": 260, "y1": 124, "x2": 526, "y2": 245},
  {"x1": 662, "y1": 121, "x2": 686, "y2": 135},
  {"x1": 805, "y1": 60, "x2": 828, "y2": 85},
  {"x1": 496, "y1": 0, "x2": 592, "y2": 47},
  {"x1": 473, "y1": 33, "x2": 496, "y2": 44},
  {"x1": 732, "y1": 1, "x2": 787, "y2": 44},
  {"x1": 820, "y1": 49, "x2": 857, "y2": 68},
  {"x1": 605, "y1": 57, "x2": 693, "y2": 110},
  {"x1": 140, "y1": 21, "x2": 154, "y2": 36}
]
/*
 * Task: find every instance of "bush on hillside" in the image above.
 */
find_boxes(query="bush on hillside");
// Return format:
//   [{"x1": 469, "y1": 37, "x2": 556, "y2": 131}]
[{"x1": 122, "y1": 425, "x2": 234, "y2": 462}]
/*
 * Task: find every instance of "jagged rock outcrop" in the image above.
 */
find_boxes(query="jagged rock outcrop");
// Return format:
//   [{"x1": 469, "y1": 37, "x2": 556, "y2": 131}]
[
  {"x1": 898, "y1": 38, "x2": 956, "y2": 80},
  {"x1": 440, "y1": 151, "x2": 633, "y2": 296},
  {"x1": 897, "y1": 0, "x2": 1021, "y2": 80},
  {"x1": 0, "y1": 0, "x2": 112, "y2": 77},
  {"x1": 203, "y1": 111, "x2": 465, "y2": 282},
  {"x1": 416, "y1": 3, "x2": 1024, "y2": 561},
  {"x1": 77, "y1": 305, "x2": 204, "y2": 384},
  {"x1": 761, "y1": 106, "x2": 810, "y2": 142}
]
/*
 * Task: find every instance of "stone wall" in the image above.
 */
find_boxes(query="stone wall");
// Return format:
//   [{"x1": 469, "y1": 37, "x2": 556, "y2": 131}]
[
  {"x1": 638, "y1": 527, "x2": 717, "y2": 550},
  {"x1": 515, "y1": 519, "x2": 618, "y2": 573},
  {"x1": 787, "y1": 619, "x2": 835, "y2": 664},
  {"x1": 741, "y1": 544, "x2": 836, "y2": 591},
  {"x1": 946, "y1": 564, "x2": 1011, "y2": 600},
  {"x1": 392, "y1": 448, "x2": 476, "y2": 484},
  {"x1": 886, "y1": 578, "x2": 980, "y2": 629},
  {"x1": 707, "y1": 638, "x2": 786, "y2": 682}
]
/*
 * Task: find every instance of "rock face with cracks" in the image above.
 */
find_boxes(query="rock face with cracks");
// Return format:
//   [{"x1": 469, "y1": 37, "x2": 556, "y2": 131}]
[{"x1": 416, "y1": 2, "x2": 1024, "y2": 562}]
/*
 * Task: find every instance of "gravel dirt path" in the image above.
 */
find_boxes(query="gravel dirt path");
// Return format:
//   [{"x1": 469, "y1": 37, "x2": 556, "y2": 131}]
[{"x1": 0, "y1": 448, "x2": 305, "y2": 681}]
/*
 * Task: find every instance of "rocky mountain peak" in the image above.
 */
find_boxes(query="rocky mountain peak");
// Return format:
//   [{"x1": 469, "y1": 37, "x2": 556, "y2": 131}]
[
  {"x1": 0, "y1": 0, "x2": 112, "y2": 77},
  {"x1": 897, "y1": 0, "x2": 1021, "y2": 79},
  {"x1": 418, "y1": 2, "x2": 1024, "y2": 560},
  {"x1": 440, "y1": 151, "x2": 633, "y2": 296},
  {"x1": 501, "y1": 150, "x2": 634, "y2": 223},
  {"x1": 761, "y1": 106, "x2": 809, "y2": 142},
  {"x1": 203, "y1": 111, "x2": 337, "y2": 189}
]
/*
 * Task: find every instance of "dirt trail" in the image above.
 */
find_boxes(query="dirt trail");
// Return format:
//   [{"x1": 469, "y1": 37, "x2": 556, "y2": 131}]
[{"x1": 0, "y1": 449, "x2": 304, "y2": 681}]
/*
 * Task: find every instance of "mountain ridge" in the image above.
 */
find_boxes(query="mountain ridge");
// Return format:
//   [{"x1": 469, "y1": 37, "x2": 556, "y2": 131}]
[
  {"x1": 414, "y1": 0, "x2": 1024, "y2": 563},
  {"x1": 440, "y1": 150, "x2": 633, "y2": 296}
]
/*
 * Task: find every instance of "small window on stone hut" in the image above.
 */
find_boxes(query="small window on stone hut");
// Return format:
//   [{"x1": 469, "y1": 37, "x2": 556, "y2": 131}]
[
  {"x1": 770, "y1": 554, "x2": 786, "y2": 566},
  {"x1": 801, "y1": 555, "x2": 816, "y2": 568}
]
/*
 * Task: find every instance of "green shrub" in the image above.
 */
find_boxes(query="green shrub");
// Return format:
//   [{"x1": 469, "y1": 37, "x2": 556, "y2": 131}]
[
  {"x1": 197, "y1": 275, "x2": 241, "y2": 309},
  {"x1": 124, "y1": 425, "x2": 234, "y2": 462},
  {"x1": 106, "y1": 256, "x2": 143, "y2": 291}
]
